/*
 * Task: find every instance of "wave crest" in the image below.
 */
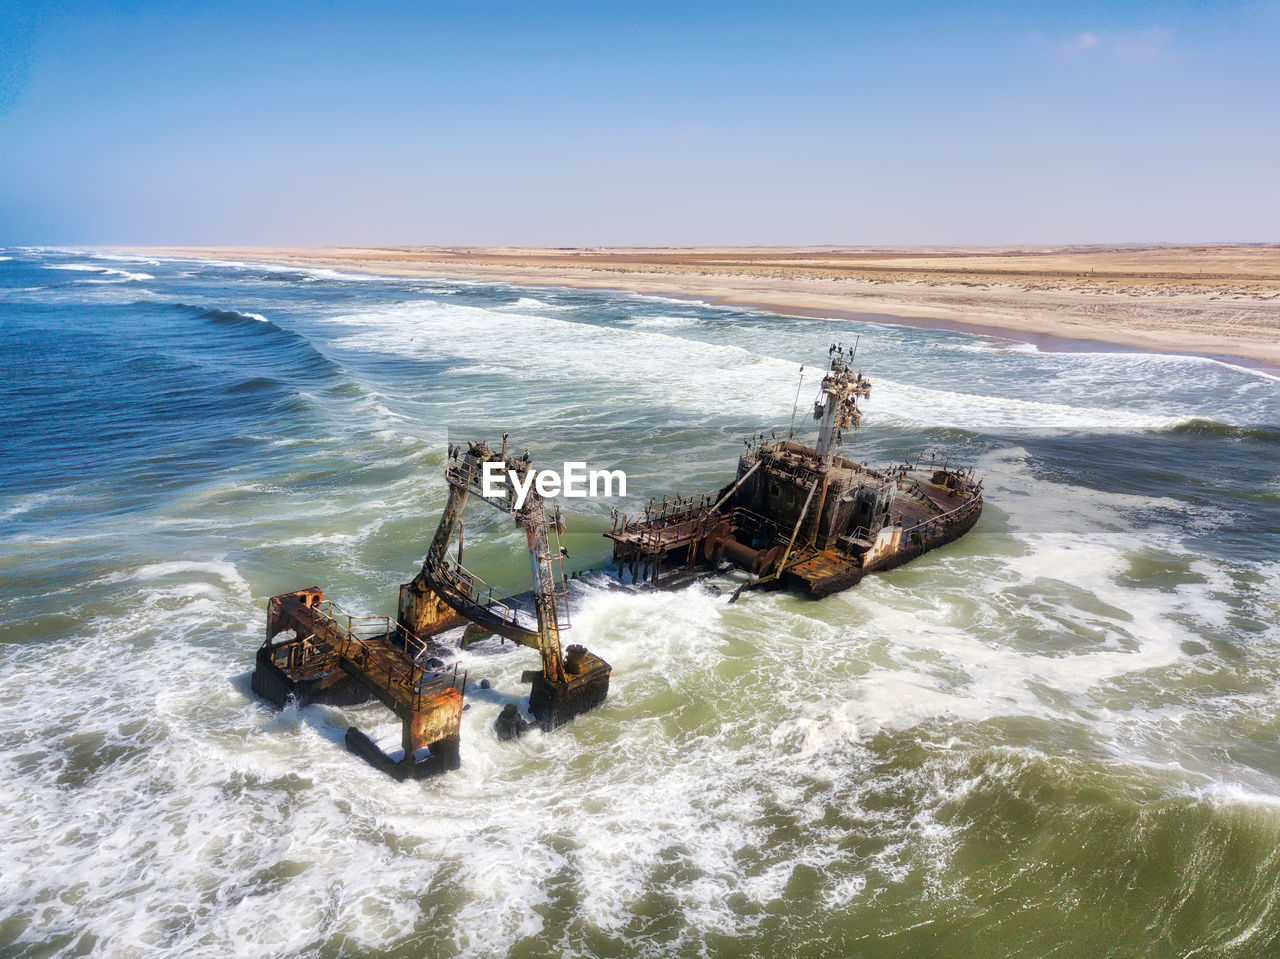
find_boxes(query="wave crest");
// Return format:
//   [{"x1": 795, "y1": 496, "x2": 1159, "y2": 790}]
[{"x1": 1163, "y1": 418, "x2": 1280, "y2": 442}]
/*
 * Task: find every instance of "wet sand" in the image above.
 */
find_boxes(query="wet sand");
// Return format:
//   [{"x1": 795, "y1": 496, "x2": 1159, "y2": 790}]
[{"x1": 125, "y1": 245, "x2": 1280, "y2": 368}]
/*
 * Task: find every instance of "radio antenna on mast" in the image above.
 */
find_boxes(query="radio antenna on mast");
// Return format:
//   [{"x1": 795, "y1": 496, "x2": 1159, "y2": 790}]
[{"x1": 787, "y1": 366, "x2": 805, "y2": 440}]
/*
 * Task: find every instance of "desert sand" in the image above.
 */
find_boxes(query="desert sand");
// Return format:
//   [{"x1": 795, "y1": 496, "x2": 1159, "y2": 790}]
[{"x1": 130, "y1": 245, "x2": 1280, "y2": 368}]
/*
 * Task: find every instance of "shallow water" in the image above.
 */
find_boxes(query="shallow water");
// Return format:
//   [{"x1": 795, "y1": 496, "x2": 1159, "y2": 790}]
[{"x1": 1, "y1": 249, "x2": 1278, "y2": 958}]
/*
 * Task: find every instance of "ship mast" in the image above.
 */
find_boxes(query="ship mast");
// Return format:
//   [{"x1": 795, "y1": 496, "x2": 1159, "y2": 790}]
[{"x1": 812, "y1": 343, "x2": 872, "y2": 465}]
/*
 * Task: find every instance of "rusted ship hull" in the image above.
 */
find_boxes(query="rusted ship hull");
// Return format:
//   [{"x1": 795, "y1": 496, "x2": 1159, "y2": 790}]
[
  {"x1": 782, "y1": 494, "x2": 982, "y2": 598},
  {"x1": 606, "y1": 459, "x2": 982, "y2": 600},
  {"x1": 605, "y1": 346, "x2": 983, "y2": 599}
]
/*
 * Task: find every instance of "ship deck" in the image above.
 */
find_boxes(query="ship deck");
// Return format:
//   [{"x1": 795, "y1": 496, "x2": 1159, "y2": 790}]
[
  {"x1": 784, "y1": 470, "x2": 981, "y2": 596},
  {"x1": 891, "y1": 473, "x2": 968, "y2": 526}
]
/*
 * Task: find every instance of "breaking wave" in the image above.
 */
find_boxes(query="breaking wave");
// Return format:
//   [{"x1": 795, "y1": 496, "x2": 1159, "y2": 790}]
[
  {"x1": 1162, "y1": 418, "x2": 1280, "y2": 442},
  {"x1": 197, "y1": 306, "x2": 272, "y2": 326},
  {"x1": 44, "y1": 263, "x2": 153, "y2": 282}
]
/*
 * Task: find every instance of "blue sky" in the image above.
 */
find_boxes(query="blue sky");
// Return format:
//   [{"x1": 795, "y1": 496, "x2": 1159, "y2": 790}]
[{"x1": 1, "y1": 1, "x2": 1277, "y2": 245}]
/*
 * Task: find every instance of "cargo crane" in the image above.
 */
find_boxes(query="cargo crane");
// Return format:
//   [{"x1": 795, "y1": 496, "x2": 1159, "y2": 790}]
[
  {"x1": 399, "y1": 438, "x2": 610, "y2": 728},
  {"x1": 252, "y1": 438, "x2": 610, "y2": 780}
]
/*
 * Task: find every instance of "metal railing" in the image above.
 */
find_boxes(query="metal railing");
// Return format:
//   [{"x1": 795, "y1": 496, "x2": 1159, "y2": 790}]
[
  {"x1": 422, "y1": 553, "x2": 561, "y2": 634},
  {"x1": 446, "y1": 458, "x2": 521, "y2": 514},
  {"x1": 904, "y1": 478, "x2": 948, "y2": 516},
  {"x1": 302, "y1": 599, "x2": 467, "y2": 712},
  {"x1": 901, "y1": 496, "x2": 982, "y2": 540}
]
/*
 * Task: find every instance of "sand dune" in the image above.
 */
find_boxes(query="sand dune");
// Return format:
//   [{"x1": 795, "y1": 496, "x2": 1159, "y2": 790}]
[{"x1": 127, "y1": 245, "x2": 1280, "y2": 367}]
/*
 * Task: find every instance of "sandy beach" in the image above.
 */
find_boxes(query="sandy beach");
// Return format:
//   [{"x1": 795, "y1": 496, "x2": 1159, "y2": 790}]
[{"x1": 129, "y1": 245, "x2": 1280, "y2": 368}]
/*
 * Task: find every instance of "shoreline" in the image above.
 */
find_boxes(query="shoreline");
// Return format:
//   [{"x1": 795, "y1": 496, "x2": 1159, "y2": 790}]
[
  {"x1": 114, "y1": 246, "x2": 1280, "y2": 373},
  {"x1": 667, "y1": 294, "x2": 1280, "y2": 375}
]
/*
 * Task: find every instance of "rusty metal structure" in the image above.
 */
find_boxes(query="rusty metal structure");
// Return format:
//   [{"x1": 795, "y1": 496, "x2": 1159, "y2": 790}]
[
  {"x1": 252, "y1": 344, "x2": 980, "y2": 779},
  {"x1": 253, "y1": 588, "x2": 466, "y2": 779},
  {"x1": 605, "y1": 344, "x2": 983, "y2": 598},
  {"x1": 400, "y1": 438, "x2": 610, "y2": 729},
  {"x1": 252, "y1": 439, "x2": 610, "y2": 779}
]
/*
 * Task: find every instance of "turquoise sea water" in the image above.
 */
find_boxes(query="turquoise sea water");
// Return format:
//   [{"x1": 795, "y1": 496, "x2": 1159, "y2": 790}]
[{"x1": 1, "y1": 248, "x2": 1278, "y2": 958}]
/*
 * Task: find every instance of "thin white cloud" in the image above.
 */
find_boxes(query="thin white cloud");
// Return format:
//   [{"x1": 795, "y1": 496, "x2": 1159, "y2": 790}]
[
  {"x1": 1059, "y1": 26, "x2": 1170, "y2": 59},
  {"x1": 1065, "y1": 31, "x2": 1100, "y2": 54}
]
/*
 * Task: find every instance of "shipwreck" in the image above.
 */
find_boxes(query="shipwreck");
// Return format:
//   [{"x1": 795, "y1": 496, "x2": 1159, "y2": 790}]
[
  {"x1": 605, "y1": 343, "x2": 984, "y2": 597},
  {"x1": 251, "y1": 344, "x2": 982, "y2": 778}
]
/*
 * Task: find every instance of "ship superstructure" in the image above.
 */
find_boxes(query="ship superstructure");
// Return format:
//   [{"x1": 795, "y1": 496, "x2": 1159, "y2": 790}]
[{"x1": 605, "y1": 344, "x2": 983, "y2": 597}]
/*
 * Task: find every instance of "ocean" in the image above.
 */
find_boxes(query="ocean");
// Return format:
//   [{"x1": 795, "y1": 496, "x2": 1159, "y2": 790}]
[{"x1": 1, "y1": 248, "x2": 1278, "y2": 958}]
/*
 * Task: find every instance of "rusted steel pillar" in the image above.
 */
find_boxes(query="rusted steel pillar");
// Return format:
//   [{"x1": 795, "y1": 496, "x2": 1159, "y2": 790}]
[
  {"x1": 520, "y1": 488, "x2": 567, "y2": 686},
  {"x1": 397, "y1": 571, "x2": 467, "y2": 639},
  {"x1": 427, "y1": 483, "x2": 468, "y2": 566},
  {"x1": 341, "y1": 677, "x2": 464, "y2": 780},
  {"x1": 400, "y1": 687, "x2": 464, "y2": 771},
  {"x1": 523, "y1": 644, "x2": 611, "y2": 731},
  {"x1": 398, "y1": 483, "x2": 470, "y2": 638}
]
